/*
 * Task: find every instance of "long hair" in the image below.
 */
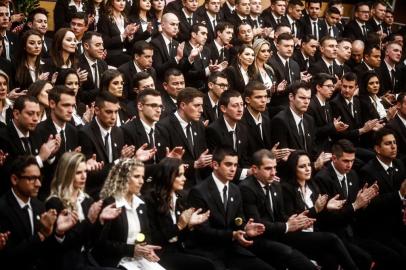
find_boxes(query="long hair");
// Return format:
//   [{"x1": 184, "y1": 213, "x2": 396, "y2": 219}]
[
  {"x1": 54, "y1": 68, "x2": 80, "y2": 86},
  {"x1": 105, "y1": 0, "x2": 128, "y2": 22},
  {"x1": 252, "y1": 38, "x2": 274, "y2": 80},
  {"x1": 236, "y1": 44, "x2": 255, "y2": 79},
  {"x1": 359, "y1": 70, "x2": 380, "y2": 97},
  {"x1": 152, "y1": 157, "x2": 183, "y2": 214},
  {"x1": 15, "y1": 29, "x2": 42, "y2": 89},
  {"x1": 130, "y1": 0, "x2": 153, "y2": 20},
  {"x1": 285, "y1": 150, "x2": 310, "y2": 186},
  {"x1": 99, "y1": 158, "x2": 145, "y2": 199},
  {"x1": 48, "y1": 152, "x2": 88, "y2": 210},
  {"x1": 50, "y1": 28, "x2": 78, "y2": 68},
  {"x1": 100, "y1": 69, "x2": 124, "y2": 93}
]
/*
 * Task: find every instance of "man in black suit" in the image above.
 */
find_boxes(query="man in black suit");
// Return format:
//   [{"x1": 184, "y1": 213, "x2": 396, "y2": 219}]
[
  {"x1": 0, "y1": 96, "x2": 60, "y2": 194},
  {"x1": 208, "y1": 22, "x2": 233, "y2": 64},
  {"x1": 387, "y1": 93, "x2": 406, "y2": 164},
  {"x1": 307, "y1": 73, "x2": 348, "y2": 154},
  {"x1": 343, "y1": 2, "x2": 372, "y2": 42},
  {"x1": 314, "y1": 139, "x2": 393, "y2": 270},
  {"x1": 70, "y1": 12, "x2": 88, "y2": 56},
  {"x1": 320, "y1": 6, "x2": 343, "y2": 39},
  {"x1": 176, "y1": 0, "x2": 200, "y2": 42},
  {"x1": 262, "y1": 0, "x2": 286, "y2": 29},
  {"x1": 284, "y1": 0, "x2": 304, "y2": 40},
  {"x1": 118, "y1": 41, "x2": 157, "y2": 99},
  {"x1": 0, "y1": 37, "x2": 13, "y2": 83},
  {"x1": 206, "y1": 90, "x2": 249, "y2": 180},
  {"x1": 160, "y1": 68, "x2": 185, "y2": 119},
  {"x1": 384, "y1": 9, "x2": 394, "y2": 36},
  {"x1": 126, "y1": 72, "x2": 156, "y2": 117},
  {"x1": 268, "y1": 33, "x2": 301, "y2": 111},
  {"x1": 202, "y1": 71, "x2": 227, "y2": 124},
  {"x1": 292, "y1": 34, "x2": 317, "y2": 72},
  {"x1": 300, "y1": 0, "x2": 323, "y2": 41},
  {"x1": 197, "y1": 0, "x2": 223, "y2": 41},
  {"x1": 158, "y1": 87, "x2": 211, "y2": 187},
  {"x1": 78, "y1": 31, "x2": 108, "y2": 105},
  {"x1": 336, "y1": 38, "x2": 353, "y2": 78},
  {"x1": 308, "y1": 36, "x2": 343, "y2": 78},
  {"x1": 241, "y1": 81, "x2": 272, "y2": 158},
  {"x1": 0, "y1": 4, "x2": 17, "y2": 62},
  {"x1": 0, "y1": 156, "x2": 76, "y2": 270},
  {"x1": 353, "y1": 44, "x2": 381, "y2": 81},
  {"x1": 226, "y1": 0, "x2": 250, "y2": 27},
  {"x1": 377, "y1": 41, "x2": 402, "y2": 95},
  {"x1": 219, "y1": 0, "x2": 235, "y2": 23},
  {"x1": 359, "y1": 129, "x2": 406, "y2": 268},
  {"x1": 79, "y1": 92, "x2": 135, "y2": 198},
  {"x1": 367, "y1": 1, "x2": 387, "y2": 39},
  {"x1": 186, "y1": 147, "x2": 274, "y2": 270},
  {"x1": 249, "y1": 0, "x2": 266, "y2": 39},
  {"x1": 347, "y1": 39, "x2": 365, "y2": 70},
  {"x1": 26, "y1": 8, "x2": 52, "y2": 59}
]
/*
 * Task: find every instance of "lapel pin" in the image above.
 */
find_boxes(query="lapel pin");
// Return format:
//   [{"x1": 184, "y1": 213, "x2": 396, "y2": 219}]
[
  {"x1": 135, "y1": 233, "x2": 145, "y2": 243},
  {"x1": 36, "y1": 215, "x2": 40, "y2": 220},
  {"x1": 274, "y1": 192, "x2": 277, "y2": 196},
  {"x1": 349, "y1": 182, "x2": 352, "y2": 186},
  {"x1": 238, "y1": 140, "x2": 241, "y2": 144},
  {"x1": 34, "y1": 149, "x2": 38, "y2": 154},
  {"x1": 230, "y1": 197, "x2": 234, "y2": 202},
  {"x1": 354, "y1": 110, "x2": 357, "y2": 114},
  {"x1": 395, "y1": 168, "x2": 398, "y2": 172},
  {"x1": 114, "y1": 143, "x2": 117, "y2": 147},
  {"x1": 176, "y1": 210, "x2": 181, "y2": 215},
  {"x1": 158, "y1": 142, "x2": 161, "y2": 147},
  {"x1": 194, "y1": 132, "x2": 197, "y2": 136},
  {"x1": 138, "y1": 209, "x2": 143, "y2": 214},
  {"x1": 235, "y1": 217, "x2": 243, "y2": 226}
]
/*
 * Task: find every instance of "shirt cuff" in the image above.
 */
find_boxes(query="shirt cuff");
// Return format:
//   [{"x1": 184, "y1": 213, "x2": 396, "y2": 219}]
[
  {"x1": 239, "y1": 169, "x2": 248, "y2": 181},
  {"x1": 399, "y1": 191, "x2": 405, "y2": 200},
  {"x1": 54, "y1": 234, "x2": 65, "y2": 243},
  {"x1": 205, "y1": 67, "x2": 210, "y2": 77},
  {"x1": 285, "y1": 223, "x2": 289, "y2": 233},
  {"x1": 48, "y1": 156, "x2": 56, "y2": 165},
  {"x1": 35, "y1": 155, "x2": 44, "y2": 168}
]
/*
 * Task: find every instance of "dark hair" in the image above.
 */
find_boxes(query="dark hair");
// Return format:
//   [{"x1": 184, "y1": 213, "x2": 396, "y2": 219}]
[
  {"x1": 133, "y1": 71, "x2": 153, "y2": 88},
  {"x1": 130, "y1": 0, "x2": 153, "y2": 20},
  {"x1": 13, "y1": 95, "x2": 39, "y2": 112},
  {"x1": 277, "y1": 32, "x2": 294, "y2": 44},
  {"x1": 326, "y1": 6, "x2": 341, "y2": 15},
  {"x1": 320, "y1": 36, "x2": 336, "y2": 47},
  {"x1": 95, "y1": 91, "x2": 119, "y2": 108},
  {"x1": 177, "y1": 87, "x2": 204, "y2": 107},
  {"x1": 215, "y1": 22, "x2": 233, "y2": 35},
  {"x1": 54, "y1": 68, "x2": 79, "y2": 86},
  {"x1": 152, "y1": 157, "x2": 183, "y2": 214},
  {"x1": 373, "y1": 128, "x2": 394, "y2": 146},
  {"x1": 306, "y1": 0, "x2": 322, "y2": 6},
  {"x1": 133, "y1": 40, "x2": 154, "y2": 57},
  {"x1": 82, "y1": 31, "x2": 102, "y2": 44},
  {"x1": 285, "y1": 150, "x2": 309, "y2": 184},
  {"x1": 252, "y1": 149, "x2": 275, "y2": 167},
  {"x1": 244, "y1": 81, "x2": 266, "y2": 98},
  {"x1": 219, "y1": 90, "x2": 241, "y2": 108},
  {"x1": 337, "y1": 37, "x2": 352, "y2": 45},
  {"x1": 190, "y1": 22, "x2": 208, "y2": 37},
  {"x1": 164, "y1": 68, "x2": 183, "y2": 83},
  {"x1": 331, "y1": 139, "x2": 355, "y2": 158},
  {"x1": 311, "y1": 73, "x2": 337, "y2": 92},
  {"x1": 288, "y1": 81, "x2": 311, "y2": 96},
  {"x1": 288, "y1": 0, "x2": 304, "y2": 8},
  {"x1": 27, "y1": 80, "x2": 52, "y2": 104},
  {"x1": 208, "y1": 71, "x2": 228, "y2": 84},
  {"x1": 364, "y1": 44, "x2": 381, "y2": 56},
  {"x1": 50, "y1": 28, "x2": 78, "y2": 68},
  {"x1": 275, "y1": 23, "x2": 292, "y2": 33},
  {"x1": 48, "y1": 85, "x2": 76, "y2": 104},
  {"x1": 10, "y1": 155, "x2": 39, "y2": 178},
  {"x1": 397, "y1": 92, "x2": 406, "y2": 103},
  {"x1": 302, "y1": 34, "x2": 317, "y2": 44},
  {"x1": 371, "y1": 0, "x2": 386, "y2": 9},
  {"x1": 27, "y1": 7, "x2": 48, "y2": 23},
  {"x1": 213, "y1": 147, "x2": 237, "y2": 164},
  {"x1": 355, "y1": 2, "x2": 369, "y2": 13},
  {"x1": 70, "y1": 11, "x2": 88, "y2": 25},
  {"x1": 100, "y1": 69, "x2": 124, "y2": 94},
  {"x1": 342, "y1": 72, "x2": 358, "y2": 83},
  {"x1": 137, "y1": 88, "x2": 161, "y2": 104},
  {"x1": 358, "y1": 70, "x2": 379, "y2": 96}
]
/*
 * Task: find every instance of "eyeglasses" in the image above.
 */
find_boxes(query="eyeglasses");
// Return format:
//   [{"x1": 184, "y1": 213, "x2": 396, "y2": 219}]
[
  {"x1": 143, "y1": 103, "x2": 164, "y2": 110},
  {"x1": 19, "y1": 175, "x2": 42, "y2": 182},
  {"x1": 322, "y1": 84, "x2": 335, "y2": 89},
  {"x1": 214, "y1": 83, "x2": 229, "y2": 89}
]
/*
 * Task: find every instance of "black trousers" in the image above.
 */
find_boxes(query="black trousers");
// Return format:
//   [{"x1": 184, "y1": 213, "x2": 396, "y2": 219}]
[{"x1": 159, "y1": 248, "x2": 216, "y2": 270}]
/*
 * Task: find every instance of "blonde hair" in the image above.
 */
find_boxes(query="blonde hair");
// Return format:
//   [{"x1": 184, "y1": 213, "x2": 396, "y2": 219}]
[
  {"x1": 252, "y1": 38, "x2": 274, "y2": 78},
  {"x1": 99, "y1": 158, "x2": 145, "y2": 199},
  {"x1": 48, "y1": 152, "x2": 87, "y2": 210}
]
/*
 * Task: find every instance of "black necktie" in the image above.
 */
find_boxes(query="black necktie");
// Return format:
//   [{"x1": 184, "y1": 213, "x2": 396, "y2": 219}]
[
  {"x1": 92, "y1": 63, "x2": 99, "y2": 88},
  {"x1": 77, "y1": 42, "x2": 83, "y2": 54},
  {"x1": 104, "y1": 132, "x2": 111, "y2": 162},
  {"x1": 313, "y1": 22, "x2": 318, "y2": 39},
  {"x1": 60, "y1": 129, "x2": 66, "y2": 152},
  {"x1": 187, "y1": 17, "x2": 192, "y2": 25},
  {"x1": 329, "y1": 27, "x2": 333, "y2": 37},
  {"x1": 291, "y1": 22, "x2": 296, "y2": 37},
  {"x1": 264, "y1": 184, "x2": 273, "y2": 213},
  {"x1": 277, "y1": 18, "x2": 281, "y2": 24},
  {"x1": 3, "y1": 35, "x2": 9, "y2": 60},
  {"x1": 391, "y1": 69, "x2": 396, "y2": 90},
  {"x1": 304, "y1": 58, "x2": 309, "y2": 69},
  {"x1": 212, "y1": 19, "x2": 216, "y2": 28},
  {"x1": 168, "y1": 40, "x2": 173, "y2": 57},
  {"x1": 387, "y1": 167, "x2": 394, "y2": 187},
  {"x1": 213, "y1": 104, "x2": 218, "y2": 120},
  {"x1": 219, "y1": 48, "x2": 224, "y2": 61},
  {"x1": 148, "y1": 128, "x2": 154, "y2": 149},
  {"x1": 284, "y1": 61, "x2": 291, "y2": 84},
  {"x1": 341, "y1": 175, "x2": 348, "y2": 199},
  {"x1": 186, "y1": 123, "x2": 194, "y2": 153},
  {"x1": 348, "y1": 102, "x2": 353, "y2": 117},
  {"x1": 254, "y1": 19, "x2": 259, "y2": 28},
  {"x1": 229, "y1": 130, "x2": 236, "y2": 151},
  {"x1": 257, "y1": 123, "x2": 263, "y2": 140},
  {"x1": 362, "y1": 24, "x2": 367, "y2": 37},
  {"x1": 298, "y1": 119, "x2": 307, "y2": 152},
  {"x1": 321, "y1": 105, "x2": 328, "y2": 122},
  {"x1": 21, "y1": 137, "x2": 31, "y2": 155},
  {"x1": 328, "y1": 65, "x2": 334, "y2": 75},
  {"x1": 223, "y1": 185, "x2": 228, "y2": 211},
  {"x1": 22, "y1": 205, "x2": 33, "y2": 236}
]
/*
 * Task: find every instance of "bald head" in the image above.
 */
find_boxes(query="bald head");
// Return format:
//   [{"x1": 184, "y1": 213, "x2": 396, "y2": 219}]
[
  {"x1": 161, "y1": 13, "x2": 180, "y2": 38},
  {"x1": 351, "y1": 40, "x2": 364, "y2": 64}
]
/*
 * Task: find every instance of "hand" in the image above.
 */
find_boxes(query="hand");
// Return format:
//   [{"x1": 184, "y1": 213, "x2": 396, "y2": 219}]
[
  {"x1": 352, "y1": 183, "x2": 379, "y2": 210},
  {"x1": 7, "y1": 88, "x2": 27, "y2": 100},
  {"x1": 314, "y1": 152, "x2": 332, "y2": 171},
  {"x1": 82, "y1": 103, "x2": 95, "y2": 124},
  {"x1": 51, "y1": 72, "x2": 59, "y2": 85},
  {"x1": 135, "y1": 143, "x2": 157, "y2": 161},
  {"x1": 333, "y1": 117, "x2": 349, "y2": 132},
  {"x1": 386, "y1": 105, "x2": 397, "y2": 121},
  {"x1": 39, "y1": 209, "x2": 58, "y2": 238},
  {"x1": 274, "y1": 80, "x2": 287, "y2": 94},
  {"x1": 286, "y1": 211, "x2": 314, "y2": 232},
  {"x1": 76, "y1": 68, "x2": 88, "y2": 83},
  {"x1": 176, "y1": 42, "x2": 185, "y2": 61},
  {"x1": 177, "y1": 208, "x2": 193, "y2": 230},
  {"x1": 314, "y1": 194, "x2": 328, "y2": 213},
  {"x1": 208, "y1": 60, "x2": 220, "y2": 73},
  {"x1": 400, "y1": 179, "x2": 406, "y2": 197},
  {"x1": 0, "y1": 231, "x2": 10, "y2": 250},
  {"x1": 300, "y1": 71, "x2": 312, "y2": 82},
  {"x1": 232, "y1": 230, "x2": 253, "y2": 247},
  {"x1": 86, "y1": 154, "x2": 104, "y2": 171},
  {"x1": 88, "y1": 15, "x2": 95, "y2": 25},
  {"x1": 38, "y1": 72, "x2": 50, "y2": 81},
  {"x1": 194, "y1": 149, "x2": 212, "y2": 168},
  {"x1": 166, "y1": 146, "x2": 185, "y2": 159},
  {"x1": 326, "y1": 194, "x2": 346, "y2": 210},
  {"x1": 87, "y1": 200, "x2": 103, "y2": 224},
  {"x1": 146, "y1": 22, "x2": 154, "y2": 33},
  {"x1": 189, "y1": 208, "x2": 210, "y2": 227},
  {"x1": 244, "y1": 218, "x2": 265, "y2": 237},
  {"x1": 0, "y1": 149, "x2": 8, "y2": 166},
  {"x1": 121, "y1": 144, "x2": 135, "y2": 158},
  {"x1": 134, "y1": 244, "x2": 162, "y2": 262},
  {"x1": 56, "y1": 209, "x2": 79, "y2": 236},
  {"x1": 39, "y1": 135, "x2": 60, "y2": 161},
  {"x1": 271, "y1": 142, "x2": 292, "y2": 161},
  {"x1": 99, "y1": 203, "x2": 122, "y2": 224},
  {"x1": 359, "y1": 119, "x2": 380, "y2": 134},
  {"x1": 188, "y1": 46, "x2": 200, "y2": 63}
]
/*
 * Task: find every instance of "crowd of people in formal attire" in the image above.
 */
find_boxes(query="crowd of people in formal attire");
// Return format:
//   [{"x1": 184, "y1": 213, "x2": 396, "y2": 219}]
[{"x1": 0, "y1": 0, "x2": 405, "y2": 269}]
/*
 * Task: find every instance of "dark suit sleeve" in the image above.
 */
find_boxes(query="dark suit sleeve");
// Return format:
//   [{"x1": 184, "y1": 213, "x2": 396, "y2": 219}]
[{"x1": 270, "y1": 116, "x2": 289, "y2": 148}]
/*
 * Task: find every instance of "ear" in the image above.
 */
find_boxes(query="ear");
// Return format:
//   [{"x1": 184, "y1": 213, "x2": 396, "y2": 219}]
[
  {"x1": 220, "y1": 104, "x2": 227, "y2": 113},
  {"x1": 244, "y1": 96, "x2": 250, "y2": 104},
  {"x1": 27, "y1": 22, "x2": 32, "y2": 28},
  {"x1": 137, "y1": 101, "x2": 142, "y2": 111},
  {"x1": 83, "y1": 42, "x2": 90, "y2": 50},
  {"x1": 49, "y1": 99, "x2": 56, "y2": 109},
  {"x1": 12, "y1": 109, "x2": 19, "y2": 120},
  {"x1": 10, "y1": 174, "x2": 18, "y2": 187}
]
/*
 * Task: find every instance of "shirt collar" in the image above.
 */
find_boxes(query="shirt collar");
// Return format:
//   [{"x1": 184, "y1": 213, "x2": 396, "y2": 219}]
[
  {"x1": 84, "y1": 53, "x2": 97, "y2": 67},
  {"x1": 174, "y1": 111, "x2": 190, "y2": 130},
  {"x1": 11, "y1": 187, "x2": 32, "y2": 209},
  {"x1": 53, "y1": 121, "x2": 66, "y2": 133},
  {"x1": 356, "y1": 19, "x2": 366, "y2": 28},
  {"x1": 289, "y1": 107, "x2": 303, "y2": 126},
  {"x1": 224, "y1": 116, "x2": 236, "y2": 131},
  {"x1": 12, "y1": 120, "x2": 29, "y2": 138},
  {"x1": 322, "y1": 56, "x2": 334, "y2": 67},
  {"x1": 214, "y1": 39, "x2": 224, "y2": 52},
  {"x1": 397, "y1": 114, "x2": 406, "y2": 128},
  {"x1": 95, "y1": 117, "x2": 112, "y2": 137},
  {"x1": 208, "y1": 93, "x2": 217, "y2": 108},
  {"x1": 206, "y1": 11, "x2": 216, "y2": 21},
  {"x1": 277, "y1": 53, "x2": 288, "y2": 65},
  {"x1": 182, "y1": 8, "x2": 193, "y2": 19},
  {"x1": 115, "y1": 194, "x2": 144, "y2": 210},
  {"x1": 384, "y1": 59, "x2": 396, "y2": 71},
  {"x1": 212, "y1": 172, "x2": 228, "y2": 194},
  {"x1": 237, "y1": 13, "x2": 247, "y2": 21},
  {"x1": 344, "y1": 97, "x2": 354, "y2": 105},
  {"x1": 226, "y1": 1, "x2": 235, "y2": 11},
  {"x1": 140, "y1": 118, "x2": 155, "y2": 135},
  {"x1": 331, "y1": 162, "x2": 345, "y2": 181},
  {"x1": 248, "y1": 108, "x2": 262, "y2": 124},
  {"x1": 286, "y1": 15, "x2": 295, "y2": 24},
  {"x1": 316, "y1": 94, "x2": 326, "y2": 106},
  {"x1": 162, "y1": 33, "x2": 172, "y2": 46},
  {"x1": 376, "y1": 156, "x2": 392, "y2": 171}
]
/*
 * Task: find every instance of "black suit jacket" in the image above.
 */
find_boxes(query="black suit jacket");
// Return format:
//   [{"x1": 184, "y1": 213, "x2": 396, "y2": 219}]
[
  {"x1": 387, "y1": 115, "x2": 406, "y2": 163},
  {"x1": 319, "y1": 20, "x2": 342, "y2": 39},
  {"x1": 2, "y1": 31, "x2": 18, "y2": 61},
  {"x1": 343, "y1": 20, "x2": 372, "y2": 42},
  {"x1": 220, "y1": 3, "x2": 235, "y2": 24},
  {"x1": 53, "y1": 0, "x2": 87, "y2": 30},
  {"x1": 367, "y1": 18, "x2": 387, "y2": 34},
  {"x1": 308, "y1": 59, "x2": 343, "y2": 79},
  {"x1": 197, "y1": 11, "x2": 223, "y2": 41},
  {"x1": 376, "y1": 61, "x2": 401, "y2": 95},
  {"x1": 160, "y1": 90, "x2": 178, "y2": 119},
  {"x1": 183, "y1": 42, "x2": 211, "y2": 91},
  {"x1": 202, "y1": 93, "x2": 221, "y2": 125},
  {"x1": 225, "y1": 64, "x2": 249, "y2": 93},
  {"x1": 262, "y1": 9, "x2": 282, "y2": 29},
  {"x1": 41, "y1": 36, "x2": 53, "y2": 59},
  {"x1": 208, "y1": 41, "x2": 230, "y2": 63},
  {"x1": 175, "y1": 10, "x2": 199, "y2": 42},
  {"x1": 292, "y1": 49, "x2": 314, "y2": 72},
  {"x1": 353, "y1": 62, "x2": 375, "y2": 83},
  {"x1": 301, "y1": 17, "x2": 324, "y2": 40}
]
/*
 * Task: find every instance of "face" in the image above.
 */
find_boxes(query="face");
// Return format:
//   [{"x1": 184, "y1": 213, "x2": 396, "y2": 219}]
[
  {"x1": 250, "y1": 0, "x2": 262, "y2": 15},
  {"x1": 65, "y1": 74, "x2": 80, "y2": 95},
  {"x1": 296, "y1": 155, "x2": 312, "y2": 182},
  {"x1": 307, "y1": 2, "x2": 320, "y2": 20},
  {"x1": 208, "y1": 77, "x2": 228, "y2": 98},
  {"x1": 326, "y1": 12, "x2": 340, "y2": 26},
  {"x1": 317, "y1": 79, "x2": 334, "y2": 99},
  {"x1": 373, "y1": 3, "x2": 386, "y2": 21},
  {"x1": 137, "y1": 76, "x2": 155, "y2": 91},
  {"x1": 62, "y1": 31, "x2": 77, "y2": 54},
  {"x1": 332, "y1": 152, "x2": 355, "y2": 174},
  {"x1": 135, "y1": 49, "x2": 153, "y2": 69},
  {"x1": 84, "y1": 35, "x2": 104, "y2": 59},
  {"x1": 138, "y1": 95, "x2": 162, "y2": 122},
  {"x1": 0, "y1": 75, "x2": 7, "y2": 100},
  {"x1": 365, "y1": 48, "x2": 381, "y2": 68},
  {"x1": 70, "y1": 18, "x2": 87, "y2": 38},
  {"x1": 127, "y1": 166, "x2": 145, "y2": 196},
  {"x1": 112, "y1": 0, "x2": 126, "y2": 12},
  {"x1": 246, "y1": 89, "x2": 267, "y2": 112},
  {"x1": 213, "y1": 155, "x2": 238, "y2": 182},
  {"x1": 253, "y1": 157, "x2": 277, "y2": 184},
  {"x1": 277, "y1": 39, "x2": 294, "y2": 58},
  {"x1": 218, "y1": 27, "x2": 234, "y2": 45},
  {"x1": 397, "y1": 97, "x2": 406, "y2": 119},
  {"x1": 161, "y1": 14, "x2": 179, "y2": 37},
  {"x1": 172, "y1": 165, "x2": 186, "y2": 192},
  {"x1": 367, "y1": 76, "x2": 380, "y2": 95},
  {"x1": 14, "y1": 101, "x2": 41, "y2": 132},
  {"x1": 376, "y1": 134, "x2": 397, "y2": 161},
  {"x1": 152, "y1": 0, "x2": 165, "y2": 11},
  {"x1": 140, "y1": 0, "x2": 152, "y2": 11},
  {"x1": 289, "y1": 88, "x2": 311, "y2": 114},
  {"x1": 0, "y1": 7, "x2": 9, "y2": 29},
  {"x1": 38, "y1": 83, "x2": 53, "y2": 108},
  {"x1": 302, "y1": 39, "x2": 318, "y2": 57},
  {"x1": 73, "y1": 162, "x2": 87, "y2": 190},
  {"x1": 236, "y1": 0, "x2": 250, "y2": 16},
  {"x1": 51, "y1": 93, "x2": 76, "y2": 122},
  {"x1": 193, "y1": 26, "x2": 208, "y2": 46},
  {"x1": 288, "y1": 4, "x2": 303, "y2": 20},
  {"x1": 341, "y1": 79, "x2": 357, "y2": 100},
  {"x1": 321, "y1": 39, "x2": 338, "y2": 60},
  {"x1": 238, "y1": 47, "x2": 254, "y2": 66},
  {"x1": 183, "y1": 0, "x2": 198, "y2": 13},
  {"x1": 238, "y1": 25, "x2": 253, "y2": 44},
  {"x1": 95, "y1": 101, "x2": 120, "y2": 128},
  {"x1": 108, "y1": 75, "x2": 124, "y2": 98},
  {"x1": 31, "y1": 13, "x2": 48, "y2": 35},
  {"x1": 272, "y1": 1, "x2": 286, "y2": 16},
  {"x1": 181, "y1": 97, "x2": 203, "y2": 121},
  {"x1": 206, "y1": 0, "x2": 220, "y2": 14},
  {"x1": 386, "y1": 43, "x2": 402, "y2": 64},
  {"x1": 257, "y1": 43, "x2": 271, "y2": 62},
  {"x1": 385, "y1": 12, "x2": 394, "y2": 25},
  {"x1": 12, "y1": 165, "x2": 42, "y2": 199},
  {"x1": 337, "y1": 41, "x2": 352, "y2": 61},
  {"x1": 164, "y1": 74, "x2": 185, "y2": 98},
  {"x1": 356, "y1": 5, "x2": 370, "y2": 22},
  {"x1": 222, "y1": 96, "x2": 244, "y2": 121},
  {"x1": 351, "y1": 44, "x2": 364, "y2": 64},
  {"x1": 25, "y1": 34, "x2": 43, "y2": 56}
]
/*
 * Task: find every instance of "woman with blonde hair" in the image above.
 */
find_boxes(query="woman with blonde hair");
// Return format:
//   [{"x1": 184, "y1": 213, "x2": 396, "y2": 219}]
[{"x1": 93, "y1": 158, "x2": 165, "y2": 270}]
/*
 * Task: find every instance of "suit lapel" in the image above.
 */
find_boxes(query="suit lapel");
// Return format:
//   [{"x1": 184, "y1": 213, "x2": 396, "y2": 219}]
[
  {"x1": 170, "y1": 115, "x2": 195, "y2": 157},
  {"x1": 90, "y1": 120, "x2": 109, "y2": 160},
  {"x1": 286, "y1": 109, "x2": 303, "y2": 149},
  {"x1": 208, "y1": 178, "x2": 226, "y2": 219}
]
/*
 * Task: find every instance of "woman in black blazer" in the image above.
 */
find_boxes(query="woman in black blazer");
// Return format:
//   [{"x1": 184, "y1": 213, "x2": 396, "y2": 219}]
[
  {"x1": 98, "y1": 0, "x2": 139, "y2": 67},
  {"x1": 86, "y1": 0, "x2": 106, "y2": 31},
  {"x1": 0, "y1": 71, "x2": 14, "y2": 126},
  {"x1": 145, "y1": 157, "x2": 215, "y2": 270},
  {"x1": 281, "y1": 151, "x2": 358, "y2": 270},
  {"x1": 27, "y1": 80, "x2": 53, "y2": 122},
  {"x1": 225, "y1": 44, "x2": 255, "y2": 94},
  {"x1": 129, "y1": 0, "x2": 159, "y2": 42},
  {"x1": 94, "y1": 158, "x2": 165, "y2": 269}
]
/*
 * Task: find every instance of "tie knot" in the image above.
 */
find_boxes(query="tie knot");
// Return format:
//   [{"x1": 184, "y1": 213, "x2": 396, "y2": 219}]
[
  {"x1": 92, "y1": 63, "x2": 97, "y2": 68},
  {"x1": 223, "y1": 185, "x2": 227, "y2": 192},
  {"x1": 23, "y1": 204, "x2": 30, "y2": 211},
  {"x1": 229, "y1": 130, "x2": 235, "y2": 136},
  {"x1": 149, "y1": 128, "x2": 154, "y2": 135},
  {"x1": 387, "y1": 167, "x2": 394, "y2": 174}
]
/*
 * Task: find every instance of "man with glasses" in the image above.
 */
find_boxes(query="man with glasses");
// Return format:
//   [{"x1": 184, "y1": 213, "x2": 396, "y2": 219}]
[
  {"x1": 343, "y1": 2, "x2": 373, "y2": 42},
  {"x1": 69, "y1": 12, "x2": 88, "y2": 56},
  {"x1": 203, "y1": 71, "x2": 228, "y2": 124},
  {"x1": 26, "y1": 7, "x2": 52, "y2": 59}
]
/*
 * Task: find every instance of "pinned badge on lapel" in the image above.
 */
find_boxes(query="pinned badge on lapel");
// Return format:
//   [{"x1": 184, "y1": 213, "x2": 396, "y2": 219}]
[
  {"x1": 349, "y1": 182, "x2": 352, "y2": 186},
  {"x1": 34, "y1": 149, "x2": 38, "y2": 154},
  {"x1": 135, "y1": 233, "x2": 145, "y2": 244},
  {"x1": 230, "y1": 197, "x2": 234, "y2": 202},
  {"x1": 114, "y1": 143, "x2": 117, "y2": 147},
  {"x1": 176, "y1": 210, "x2": 181, "y2": 216},
  {"x1": 238, "y1": 140, "x2": 241, "y2": 144},
  {"x1": 138, "y1": 209, "x2": 143, "y2": 214},
  {"x1": 158, "y1": 142, "x2": 161, "y2": 147},
  {"x1": 194, "y1": 132, "x2": 197, "y2": 136},
  {"x1": 234, "y1": 217, "x2": 243, "y2": 226},
  {"x1": 273, "y1": 192, "x2": 277, "y2": 196}
]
